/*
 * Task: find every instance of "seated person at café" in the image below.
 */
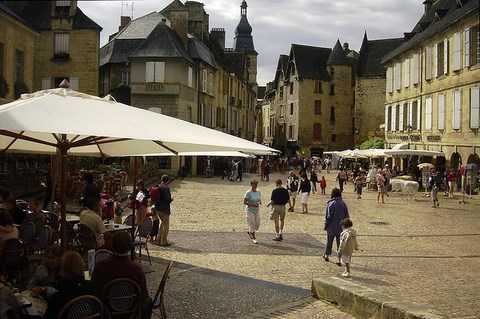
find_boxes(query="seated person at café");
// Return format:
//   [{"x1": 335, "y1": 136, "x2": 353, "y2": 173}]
[
  {"x1": 0, "y1": 272, "x2": 22, "y2": 319},
  {"x1": 79, "y1": 197, "x2": 111, "y2": 249},
  {"x1": 23, "y1": 199, "x2": 46, "y2": 237},
  {"x1": 43, "y1": 252, "x2": 97, "y2": 319},
  {"x1": 27, "y1": 244, "x2": 61, "y2": 300},
  {"x1": 0, "y1": 209, "x2": 18, "y2": 246},
  {"x1": 91, "y1": 231, "x2": 153, "y2": 319}
]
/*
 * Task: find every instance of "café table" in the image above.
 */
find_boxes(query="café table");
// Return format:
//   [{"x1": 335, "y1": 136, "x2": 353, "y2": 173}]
[
  {"x1": 19, "y1": 289, "x2": 47, "y2": 318},
  {"x1": 104, "y1": 223, "x2": 132, "y2": 233}
]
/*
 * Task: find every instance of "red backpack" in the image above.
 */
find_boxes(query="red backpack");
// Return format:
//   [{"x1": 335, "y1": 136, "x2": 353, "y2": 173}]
[{"x1": 149, "y1": 185, "x2": 159, "y2": 203}]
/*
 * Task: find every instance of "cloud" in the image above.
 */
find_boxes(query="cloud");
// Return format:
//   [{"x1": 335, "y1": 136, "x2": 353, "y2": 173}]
[{"x1": 79, "y1": 0, "x2": 423, "y2": 86}]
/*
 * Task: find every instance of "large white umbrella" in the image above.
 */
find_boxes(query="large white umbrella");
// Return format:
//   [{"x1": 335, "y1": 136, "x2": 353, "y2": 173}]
[{"x1": 0, "y1": 87, "x2": 278, "y2": 250}]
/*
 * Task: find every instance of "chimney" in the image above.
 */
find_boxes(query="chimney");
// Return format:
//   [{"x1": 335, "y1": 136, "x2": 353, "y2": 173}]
[
  {"x1": 119, "y1": 16, "x2": 131, "y2": 32},
  {"x1": 170, "y1": 9, "x2": 189, "y2": 48},
  {"x1": 210, "y1": 28, "x2": 226, "y2": 50},
  {"x1": 343, "y1": 42, "x2": 350, "y2": 53}
]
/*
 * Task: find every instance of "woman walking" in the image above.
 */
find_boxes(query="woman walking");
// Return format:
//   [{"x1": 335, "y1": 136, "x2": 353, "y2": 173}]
[
  {"x1": 298, "y1": 173, "x2": 311, "y2": 213},
  {"x1": 323, "y1": 188, "x2": 350, "y2": 265},
  {"x1": 244, "y1": 179, "x2": 262, "y2": 244}
]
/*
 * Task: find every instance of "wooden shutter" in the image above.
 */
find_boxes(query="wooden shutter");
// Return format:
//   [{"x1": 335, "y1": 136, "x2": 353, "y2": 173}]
[
  {"x1": 438, "y1": 94, "x2": 445, "y2": 131},
  {"x1": 443, "y1": 38, "x2": 448, "y2": 75},
  {"x1": 413, "y1": 53, "x2": 420, "y2": 85},
  {"x1": 42, "y1": 77, "x2": 51, "y2": 90},
  {"x1": 470, "y1": 87, "x2": 479, "y2": 129},
  {"x1": 453, "y1": 91, "x2": 461, "y2": 130},
  {"x1": 425, "y1": 96, "x2": 432, "y2": 130},
  {"x1": 425, "y1": 46, "x2": 433, "y2": 80},
  {"x1": 145, "y1": 62, "x2": 155, "y2": 82},
  {"x1": 453, "y1": 32, "x2": 462, "y2": 71},
  {"x1": 69, "y1": 77, "x2": 78, "y2": 91}
]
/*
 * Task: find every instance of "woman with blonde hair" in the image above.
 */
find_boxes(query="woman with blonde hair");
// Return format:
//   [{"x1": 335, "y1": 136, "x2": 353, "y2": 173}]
[
  {"x1": 244, "y1": 179, "x2": 262, "y2": 244},
  {"x1": 27, "y1": 244, "x2": 62, "y2": 299},
  {"x1": 43, "y1": 252, "x2": 97, "y2": 319}
]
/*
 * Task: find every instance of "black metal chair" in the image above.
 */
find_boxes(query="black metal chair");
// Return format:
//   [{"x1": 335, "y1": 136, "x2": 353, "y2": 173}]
[
  {"x1": 76, "y1": 224, "x2": 97, "y2": 257},
  {"x1": 152, "y1": 261, "x2": 174, "y2": 319},
  {"x1": 18, "y1": 222, "x2": 35, "y2": 254},
  {"x1": 0, "y1": 238, "x2": 27, "y2": 285},
  {"x1": 123, "y1": 214, "x2": 134, "y2": 226},
  {"x1": 58, "y1": 295, "x2": 103, "y2": 319},
  {"x1": 134, "y1": 218, "x2": 152, "y2": 265},
  {"x1": 94, "y1": 249, "x2": 113, "y2": 264},
  {"x1": 101, "y1": 278, "x2": 142, "y2": 319}
]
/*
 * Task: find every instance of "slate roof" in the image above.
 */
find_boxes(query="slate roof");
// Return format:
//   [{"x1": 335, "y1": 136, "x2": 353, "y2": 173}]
[
  {"x1": 273, "y1": 55, "x2": 289, "y2": 85},
  {"x1": 326, "y1": 40, "x2": 349, "y2": 66},
  {"x1": 357, "y1": 33, "x2": 403, "y2": 77},
  {"x1": 114, "y1": 12, "x2": 164, "y2": 41},
  {"x1": 0, "y1": 2, "x2": 33, "y2": 28},
  {"x1": 289, "y1": 44, "x2": 332, "y2": 80},
  {"x1": 100, "y1": 39, "x2": 144, "y2": 66},
  {"x1": 382, "y1": 0, "x2": 479, "y2": 63},
  {"x1": 188, "y1": 36, "x2": 217, "y2": 68},
  {"x1": 159, "y1": 0, "x2": 186, "y2": 19},
  {"x1": 129, "y1": 22, "x2": 194, "y2": 64},
  {"x1": 6, "y1": 1, "x2": 101, "y2": 31}
]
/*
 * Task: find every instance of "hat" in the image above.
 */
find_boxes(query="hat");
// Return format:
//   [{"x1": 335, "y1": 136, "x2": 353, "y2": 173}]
[{"x1": 385, "y1": 164, "x2": 389, "y2": 167}]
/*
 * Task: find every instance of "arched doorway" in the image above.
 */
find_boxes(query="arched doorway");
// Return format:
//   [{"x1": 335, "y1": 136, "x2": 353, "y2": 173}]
[{"x1": 450, "y1": 152, "x2": 462, "y2": 170}]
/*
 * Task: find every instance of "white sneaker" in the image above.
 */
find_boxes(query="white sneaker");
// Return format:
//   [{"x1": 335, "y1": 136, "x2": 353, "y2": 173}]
[
  {"x1": 341, "y1": 272, "x2": 351, "y2": 278},
  {"x1": 252, "y1": 239, "x2": 258, "y2": 244}
]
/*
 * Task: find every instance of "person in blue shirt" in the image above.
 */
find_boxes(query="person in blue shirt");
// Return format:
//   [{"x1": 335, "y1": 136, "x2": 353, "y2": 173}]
[{"x1": 244, "y1": 179, "x2": 261, "y2": 244}]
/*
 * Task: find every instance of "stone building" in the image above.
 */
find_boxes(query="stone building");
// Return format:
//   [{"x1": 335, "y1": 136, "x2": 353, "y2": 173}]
[
  {"x1": 355, "y1": 33, "x2": 403, "y2": 146},
  {"x1": 4, "y1": 0, "x2": 102, "y2": 95},
  {"x1": 99, "y1": 0, "x2": 258, "y2": 175},
  {"x1": 382, "y1": 0, "x2": 479, "y2": 170},
  {"x1": 0, "y1": 2, "x2": 37, "y2": 103}
]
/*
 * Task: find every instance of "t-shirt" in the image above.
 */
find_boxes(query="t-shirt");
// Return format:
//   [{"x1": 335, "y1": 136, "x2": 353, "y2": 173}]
[
  {"x1": 270, "y1": 187, "x2": 290, "y2": 206},
  {"x1": 244, "y1": 190, "x2": 261, "y2": 214}
]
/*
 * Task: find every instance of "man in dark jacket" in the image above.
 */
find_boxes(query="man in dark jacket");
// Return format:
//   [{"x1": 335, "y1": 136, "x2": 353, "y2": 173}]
[
  {"x1": 155, "y1": 175, "x2": 173, "y2": 247},
  {"x1": 323, "y1": 188, "x2": 350, "y2": 265}
]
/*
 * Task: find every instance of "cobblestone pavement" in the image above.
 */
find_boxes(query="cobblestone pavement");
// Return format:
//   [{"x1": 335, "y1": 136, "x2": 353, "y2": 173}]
[{"x1": 140, "y1": 172, "x2": 480, "y2": 319}]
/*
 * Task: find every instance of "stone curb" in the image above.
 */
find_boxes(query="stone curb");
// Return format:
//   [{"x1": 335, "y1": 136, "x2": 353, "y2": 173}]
[{"x1": 311, "y1": 277, "x2": 445, "y2": 319}]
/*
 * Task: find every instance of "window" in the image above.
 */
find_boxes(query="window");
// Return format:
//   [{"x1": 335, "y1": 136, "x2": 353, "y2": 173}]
[
  {"x1": 188, "y1": 67, "x2": 193, "y2": 87},
  {"x1": 314, "y1": 100, "x2": 321, "y2": 115},
  {"x1": 280, "y1": 104, "x2": 285, "y2": 117},
  {"x1": 313, "y1": 123, "x2": 322, "y2": 140},
  {"x1": 54, "y1": 33, "x2": 69, "y2": 58},
  {"x1": 329, "y1": 84, "x2": 335, "y2": 95},
  {"x1": 288, "y1": 125, "x2": 294, "y2": 139},
  {"x1": 121, "y1": 70, "x2": 130, "y2": 85},
  {"x1": 443, "y1": 38, "x2": 449, "y2": 75},
  {"x1": 289, "y1": 82, "x2": 293, "y2": 94},
  {"x1": 386, "y1": 106, "x2": 392, "y2": 131},
  {"x1": 202, "y1": 69, "x2": 207, "y2": 92},
  {"x1": 465, "y1": 25, "x2": 479, "y2": 67},
  {"x1": 425, "y1": 46, "x2": 433, "y2": 80},
  {"x1": 387, "y1": 67, "x2": 393, "y2": 93},
  {"x1": 398, "y1": 103, "x2": 405, "y2": 131},
  {"x1": 453, "y1": 90, "x2": 461, "y2": 130},
  {"x1": 392, "y1": 105, "x2": 397, "y2": 131},
  {"x1": 290, "y1": 103, "x2": 294, "y2": 115},
  {"x1": 330, "y1": 106, "x2": 335, "y2": 122},
  {"x1": 394, "y1": 62, "x2": 401, "y2": 90},
  {"x1": 204, "y1": 104, "x2": 213, "y2": 127},
  {"x1": 279, "y1": 86, "x2": 284, "y2": 99},
  {"x1": 145, "y1": 62, "x2": 165, "y2": 83},
  {"x1": 209, "y1": 73, "x2": 214, "y2": 95},
  {"x1": 413, "y1": 53, "x2": 420, "y2": 85},
  {"x1": 15, "y1": 50, "x2": 24, "y2": 83},
  {"x1": 330, "y1": 67, "x2": 334, "y2": 78},
  {"x1": 55, "y1": 0, "x2": 71, "y2": 18},
  {"x1": 331, "y1": 134, "x2": 336, "y2": 142},
  {"x1": 42, "y1": 77, "x2": 51, "y2": 90},
  {"x1": 470, "y1": 87, "x2": 479, "y2": 129},
  {"x1": 434, "y1": 41, "x2": 444, "y2": 76},
  {"x1": 314, "y1": 81, "x2": 322, "y2": 93},
  {"x1": 425, "y1": 96, "x2": 432, "y2": 130},
  {"x1": 438, "y1": 93, "x2": 446, "y2": 131},
  {"x1": 187, "y1": 106, "x2": 192, "y2": 122},
  {"x1": 453, "y1": 32, "x2": 462, "y2": 71},
  {"x1": 409, "y1": 100, "x2": 420, "y2": 130}
]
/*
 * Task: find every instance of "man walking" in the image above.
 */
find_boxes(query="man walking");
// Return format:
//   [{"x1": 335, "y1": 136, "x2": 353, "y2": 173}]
[
  {"x1": 155, "y1": 174, "x2": 173, "y2": 247},
  {"x1": 269, "y1": 179, "x2": 292, "y2": 241}
]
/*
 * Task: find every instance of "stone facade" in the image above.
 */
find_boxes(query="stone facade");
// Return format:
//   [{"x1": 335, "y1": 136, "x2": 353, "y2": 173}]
[
  {"x1": 0, "y1": 4, "x2": 37, "y2": 104},
  {"x1": 383, "y1": 0, "x2": 480, "y2": 170}
]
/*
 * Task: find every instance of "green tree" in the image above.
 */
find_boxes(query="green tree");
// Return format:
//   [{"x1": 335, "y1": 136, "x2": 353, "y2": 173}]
[{"x1": 360, "y1": 137, "x2": 384, "y2": 149}]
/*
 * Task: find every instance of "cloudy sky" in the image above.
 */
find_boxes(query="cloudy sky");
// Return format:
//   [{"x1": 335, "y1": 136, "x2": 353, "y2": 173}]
[{"x1": 78, "y1": 0, "x2": 424, "y2": 86}]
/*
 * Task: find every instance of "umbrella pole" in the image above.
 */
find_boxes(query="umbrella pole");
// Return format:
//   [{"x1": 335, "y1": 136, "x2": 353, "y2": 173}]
[
  {"x1": 59, "y1": 137, "x2": 68, "y2": 253},
  {"x1": 130, "y1": 156, "x2": 137, "y2": 260}
]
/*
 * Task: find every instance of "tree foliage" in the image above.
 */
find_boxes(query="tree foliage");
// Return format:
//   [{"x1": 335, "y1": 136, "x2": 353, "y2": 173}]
[{"x1": 360, "y1": 137, "x2": 385, "y2": 150}]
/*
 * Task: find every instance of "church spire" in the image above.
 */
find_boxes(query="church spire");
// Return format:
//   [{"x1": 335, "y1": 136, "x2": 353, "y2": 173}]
[{"x1": 233, "y1": 0, "x2": 256, "y2": 54}]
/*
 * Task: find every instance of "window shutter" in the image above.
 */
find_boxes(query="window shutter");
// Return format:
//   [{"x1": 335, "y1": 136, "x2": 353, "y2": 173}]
[
  {"x1": 145, "y1": 62, "x2": 154, "y2": 82},
  {"x1": 387, "y1": 67, "x2": 393, "y2": 93},
  {"x1": 443, "y1": 38, "x2": 448, "y2": 75},
  {"x1": 438, "y1": 94, "x2": 445, "y2": 131},
  {"x1": 385, "y1": 106, "x2": 390, "y2": 131},
  {"x1": 434, "y1": 43, "x2": 438, "y2": 77},
  {"x1": 69, "y1": 77, "x2": 78, "y2": 90},
  {"x1": 392, "y1": 105, "x2": 397, "y2": 131},
  {"x1": 470, "y1": 87, "x2": 479, "y2": 129},
  {"x1": 399, "y1": 103, "x2": 404, "y2": 131},
  {"x1": 464, "y1": 28, "x2": 471, "y2": 67},
  {"x1": 188, "y1": 67, "x2": 193, "y2": 87},
  {"x1": 453, "y1": 32, "x2": 462, "y2": 71},
  {"x1": 395, "y1": 62, "x2": 401, "y2": 90},
  {"x1": 425, "y1": 96, "x2": 432, "y2": 130},
  {"x1": 416, "y1": 99, "x2": 421, "y2": 130},
  {"x1": 404, "y1": 58, "x2": 410, "y2": 88},
  {"x1": 209, "y1": 73, "x2": 213, "y2": 95},
  {"x1": 155, "y1": 62, "x2": 165, "y2": 82},
  {"x1": 425, "y1": 46, "x2": 432, "y2": 80},
  {"x1": 202, "y1": 69, "x2": 207, "y2": 92},
  {"x1": 42, "y1": 77, "x2": 51, "y2": 90},
  {"x1": 408, "y1": 101, "x2": 413, "y2": 128},
  {"x1": 453, "y1": 91, "x2": 461, "y2": 130},
  {"x1": 413, "y1": 53, "x2": 419, "y2": 85}
]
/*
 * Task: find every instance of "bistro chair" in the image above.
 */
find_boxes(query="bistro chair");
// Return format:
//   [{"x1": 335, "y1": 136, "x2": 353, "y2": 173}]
[
  {"x1": 0, "y1": 238, "x2": 27, "y2": 285},
  {"x1": 47, "y1": 212, "x2": 61, "y2": 243},
  {"x1": 134, "y1": 217, "x2": 152, "y2": 265},
  {"x1": 77, "y1": 224, "x2": 97, "y2": 257},
  {"x1": 18, "y1": 222, "x2": 36, "y2": 254},
  {"x1": 152, "y1": 261, "x2": 174, "y2": 319},
  {"x1": 94, "y1": 249, "x2": 113, "y2": 264},
  {"x1": 123, "y1": 214, "x2": 134, "y2": 227},
  {"x1": 58, "y1": 295, "x2": 103, "y2": 319},
  {"x1": 26, "y1": 225, "x2": 52, "y2": 263},
  {"x1": 101, "y1": 278, "x2": 141, "y2": 319}
]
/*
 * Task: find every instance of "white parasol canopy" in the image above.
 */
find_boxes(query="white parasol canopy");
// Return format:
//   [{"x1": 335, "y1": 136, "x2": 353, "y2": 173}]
[{"x1": 0, "y1": 87, "x2": 278, "y2": 250}]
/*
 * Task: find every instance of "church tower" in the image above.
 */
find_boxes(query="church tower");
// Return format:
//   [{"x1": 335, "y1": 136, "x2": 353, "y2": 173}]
[{"x1": 233, "y1": 0, "x2": 258, "y2": 88}]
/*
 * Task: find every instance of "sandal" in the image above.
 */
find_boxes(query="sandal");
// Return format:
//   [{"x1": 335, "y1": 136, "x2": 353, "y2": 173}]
[{"x1": 322, "y1": 255, "x2": 329, "y2": 262}]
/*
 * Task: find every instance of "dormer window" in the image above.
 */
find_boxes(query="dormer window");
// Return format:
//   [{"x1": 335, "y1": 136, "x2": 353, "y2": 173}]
[
  {"x1": 435, "y1": 10, "x2": 448, "y2": 22},
  {"x1": 456, "y1": 0, "x2": 467, "y2": 8},
  {"x1": 55, "y1": 0, "x2": 71, "y2": 18}
]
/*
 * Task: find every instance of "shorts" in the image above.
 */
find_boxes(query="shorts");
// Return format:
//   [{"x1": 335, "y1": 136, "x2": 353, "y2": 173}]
[
  {"x1": 269, "y1": 205, "x2": 286, "y2": 221},
  {"x1": 290, "y1": 191, "x2": 298, "y2": 199},
  {"x1": 377, "y1": 185, "x2": 386, "y2": 194},
  {"x1": 301, "y1": 192, "x2": 309, "y2": 204},
  {"x1": 341, "y1": 254, "x2": 352, "y2": 263}
]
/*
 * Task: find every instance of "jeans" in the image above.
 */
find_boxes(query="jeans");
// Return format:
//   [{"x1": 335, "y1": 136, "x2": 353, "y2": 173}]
[
  {"x1": 324, "y1": 234, "x2": 340, "y2": 256},
  {"x1": 158, "y1": 212, "x2": 170, "y2": 245}
]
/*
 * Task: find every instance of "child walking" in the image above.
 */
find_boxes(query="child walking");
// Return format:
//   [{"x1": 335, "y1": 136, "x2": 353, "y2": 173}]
[
  {"x1": 339, "y1": 218, "x2": 358, "y2": 278},
  {"x1": 431, "y1": 182, "x2": 439, "y2": 208},
  {"x1": 320, "y1": 176, "x2": 327, "y2": 195}
]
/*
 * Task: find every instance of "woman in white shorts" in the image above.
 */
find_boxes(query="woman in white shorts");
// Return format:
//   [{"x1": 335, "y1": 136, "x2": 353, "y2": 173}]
[{"x1": 298, "y1": 173, "x2": 311, "y2": 213}]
